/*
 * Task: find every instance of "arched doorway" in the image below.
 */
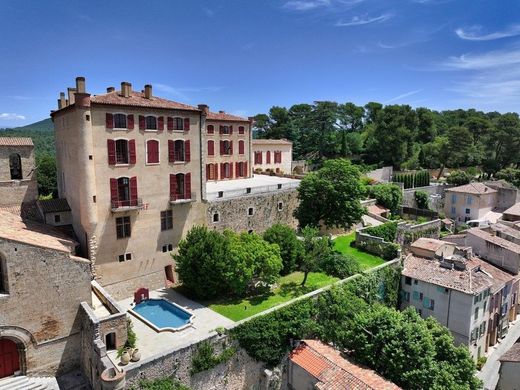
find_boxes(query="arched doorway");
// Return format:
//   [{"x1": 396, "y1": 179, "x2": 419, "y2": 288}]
[{"x1": 0, "y1": 338, "x2": 20, "y2": 378}]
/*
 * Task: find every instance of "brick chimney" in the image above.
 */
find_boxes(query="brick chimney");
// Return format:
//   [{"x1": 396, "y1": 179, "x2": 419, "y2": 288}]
[
  {"x1": 67, "y1": 87, "x2": 77, "y2": 105},
  {"x1": 198, "y1": 104, "x2": 209, "y2": 116},
  {"x1": 58, "y1": 92, "x2": 66, "y2": 109},
  {"x1": 76, "y1": 77, "x2": 86, "y2": 93},
  {"x1": 144, "y1": 84, "x2": 152, "y2": 99},
  {"x1": 107, "y1": 87, "x2": 115, "y2": 93}
]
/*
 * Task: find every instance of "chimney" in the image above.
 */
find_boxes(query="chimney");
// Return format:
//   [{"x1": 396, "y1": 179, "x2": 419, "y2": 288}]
[
  {"x1": 219, "y1": 110, "x2": 224, "y2": 114},
  {"x1": 58, "y1": 92, "x2": 66, "y2": 109},
  {"x1": 121, "y1": 82, "x2": 132, "y2": 98},
  {"x1": 198, "y1": 104, "x2": 209, "y2": 116},
  {"x1": 144, "y1": 84, "x2": 152, "y2": 99},
  {"x1": 76, "y1": 77, "x2": 86, "y2": 93},
  {"x1": 248, "y1": 116, "x2": 255, "y2": 125},
  {"x1": 67, "y1": 87, "x2": 77, "y2": 105},
  {"x1": 107, "y1": 87, "x2": 115, "y2": 93}
]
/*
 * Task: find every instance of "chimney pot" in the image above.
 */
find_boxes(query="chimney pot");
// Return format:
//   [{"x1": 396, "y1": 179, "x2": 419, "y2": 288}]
[
  {"x1": 107, "y1": 87, "x2": 115, "y2": 93},
  {"x1": 121, "y1": 82, "x2": 132, "y2": 98},
  {"x1": 144, "y1": 84, "x2": 152, "y2": 99},
  {"x1": 219, "y1": 110, "x2": 224, "y2": 114},
  {"x1": 59, "y1": 92, "x2": 66, "y2": 109},
  {"x1": 67, "y1": 87, "x2": 77, "y2": 105},
  {"x1": 198, "y1": 104, "x2": 209, "y2": 116},
  {"x1": 76, "y1": 77, "x2": 86, "y2": 93}
]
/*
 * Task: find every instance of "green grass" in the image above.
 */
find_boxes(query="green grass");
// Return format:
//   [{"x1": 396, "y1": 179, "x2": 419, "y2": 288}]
[
  {"x1": 333, "y1": 233, "x2": 385, "y2": 270},
  {"x1": 203, "y1": 272, "x2": 338, "y2": 321}
]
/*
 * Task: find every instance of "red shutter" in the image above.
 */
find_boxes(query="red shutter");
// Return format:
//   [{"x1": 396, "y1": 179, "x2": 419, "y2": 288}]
[
  {"x1": 235, "y1": 162, "x2": 239, "y2": 177},
  {"x1": 168, "y1": 140, "x2": 175, "y2": 162},
  {"x1": 220, "y1": 163, "x2": 225, "y2": 179},
  {"x1": 127, "y1": 114, "x2": 134, "y2": 129},
  {"x1": 172, "y1": 174, "x2": 177, "y2": 199},
  {"x1": 107, "y1": 139, "x2": 116, "y2": 165},
  {"x1": 229, "y1": 125, "x2": 233, "y2": 135},
  {"x1": 244, "y1": 161, "x2": 248, "y2": 177},
  {"x1": 239, "y1": 140, "x2": 244, "y2": 155},
  {"x1": 185, "y1": 140, "x2": 191, "y2": 162},
  {"x1": 110, "y1": 178, "x2": 118, "y2": 205},
  {"x1": 158, "y1": 116, "x2": 164, "y2": 131},
  {"x1": 208, "y1": 140, "x2": 214, "y2": 156},
  {"x1": 167, "y1": 117, "x2": 173, "y2": 131},
  {"x1": 106, "y1": 113, "x2": 113, "y2": 129},
  {"x1": 129, "y1": 139, "x2": 136, "y2": 164},
  {"x1": 185, "y1": 173, "x2": 191, "y2": 199},
  {"x1": 184, "y1": 118, "x2": 190, "y2": 132},
  {"x1": 207, "y1": 125, "x2": 214, "y2": 134},
  {"x1": 206, "y1": 164, "x2": 210, "y2": 180},
  {"x1": 229, "y1": 163, "x2": 234, "y2": 179},
  {"x1": 220, "y1": 140, "x2": 224, "y2": 155},
  {"x1": 139, "y1": 115, "x2": 145, "y2": 130},
  {"x1": 267, "y1": 151, "x2": 271, "y2": 164},
  {"x1": 219, "y1": 125, "x2": 224, "y2": 135},
  {"x1": 229, "y1": 141, "x2": 233, "y2": 155},
  {"x1": 130, "y1": 177, "x2": 138, "y2": 204},
  {"x1": 147, "y1": 140, "x2": 159, "y2": 163},
  {"x1": 278, "y1": 151, "x2": 282, "y2": 163}
]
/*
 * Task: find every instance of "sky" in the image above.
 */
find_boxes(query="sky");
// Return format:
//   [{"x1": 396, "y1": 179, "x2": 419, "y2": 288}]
[{"x1": 1, "y1": 0, "x2": 520, "y2": 127}]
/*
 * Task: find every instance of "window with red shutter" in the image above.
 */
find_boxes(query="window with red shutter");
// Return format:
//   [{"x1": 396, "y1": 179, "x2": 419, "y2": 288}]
[
  {"x1": 167, "y1": 117, "x2": 174, "y2": 131},
  {"x1": 107, "y1": 139, "x2": 116, "y2": 165},
  {"x1": 220, "y1": 163, "x2": 225, "y2": 179},
  {"x1": 244, "y1": 161, "x2": 248, "y2": 177},
  {"x1": 127, "y1": 114, "x2": 134, "y2": 130},
  {"x1": 219, "y1": 125, "x2": 224, "y2": 135},
  {"x1": 185, "y1": 140, "x2": 191, "y2": 162},
  {"x1": 208, "y1": 140, "x2": 214, "y2": 156},
  {"x1": 239, "y1": 126, "x2": 245, "y2": 134},
  {"x1": 174, "y1": 140, "x2": 185, "y2": 161},
  {"x1": 235, "y1": 162, "x2": 239, "y2": 177},
  {"x1": 110, "y1": 178, "x2": 118, "y2": 206},
  {"x1": 168, "y1": 140, "x2": 175, "y2": 162},
  {"x1": 129, "y1": 139, "x2": 136, "y2": 164},
  {"x1": 229, "y1": 162, "x2": 233, "y2": 178},
  {"x1": 278, "y1": 151, "x2": 282, "y2": 163},
  {"x1": 239, "y1": 140, "x2": 244, "y2": 155},
  {"x1": 207, "y1": 125, "x2": 214, "y2": 134},
  {"x1": 169, "y1": 174, "x2": 177, "y2": 200},
  {"x1": 146, "y1": 140, "x2": 159, "y2": 164},
  {"x1": 206, "y1": 164, "x2": 211, "y2": 180},
  {"x1": 139, "y1": 115, "x2": 145, "y2": 130},
  {"x1": 184, "y1": 118, "x2": 190, "y2": 131},
  {"x1": 106, "y1": 113, "x2": 114, "y2": 129},
  {"x1": 185, "y1": 173, "x2": 191, "y2": 199},
  {"x1": 229, "y1": 125, "x2": 233, "y2": 135},
  {"x1": 129, "y1": 176, "x2": 138, "y2": 205},
  {"x1": 158, "y1": 117, "x2": 164, "y2": 131},
  {"x1": 220, "y1": 140, "x2": 224, "y2": 155}
]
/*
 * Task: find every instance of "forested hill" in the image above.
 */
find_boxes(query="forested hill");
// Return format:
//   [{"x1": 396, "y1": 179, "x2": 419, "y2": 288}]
[{"x1": 0, "y1": 118, "x2": 54, "y2": 156}]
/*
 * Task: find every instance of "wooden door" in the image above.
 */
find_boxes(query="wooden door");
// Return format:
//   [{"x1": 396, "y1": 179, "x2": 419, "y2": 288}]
[{"x1": 0, "y1": 339, "x2": 19, "y2": 379}]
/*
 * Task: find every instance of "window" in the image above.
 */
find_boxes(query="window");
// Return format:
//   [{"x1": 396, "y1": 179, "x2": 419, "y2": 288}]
[
  {"x1": 266, "y1": 151, "x2": 271, "y2": 164},
  {"x1": 0, "y1": 254, "x2": 7, "y2": 294},
  {"x1": 174, "y1": 140, "x2": 185, "y2": 161},
  {"x1": 428, "y1": 299, "x2": 435, "y2": 310},
  {"x1": 238, "y1": 126, "x2": 245, "y2": 134},
  {"x1": 146, "y1": 140, "x2": 160, "y2": 164},
  {"x1": 221, "y1": 140, "x2": 232, "y2": 155},
  {"x1": 222, "y1": 162, "x2": 232, "y2": 179},
  {"x1": 207, "y1": 124, "x2": 214, "y2": 134},
  {"x1": 465, "y1": 208, "x2": 470, "y2": 214},
  {"x1": 175, "y1": 117, "x2": 184, "y2": 131},
  {"x1": 176, "y1": 174, "x2": 185, "y2": 199},
  {"x1": 221, "y1": 125, "x2": 231, "y2": 135},
  {"x1": 248, "y1": 207, "x2": 254, "y2": 216},
  {"x1": 467, "y1": 195, "x2": 472, "y2": 205},
  {"x1": 278, "y1": 202, "x2": 283, "y2": 211},
  {"x1": 114, "y1": 114, "x2": 127, "y2": 128},
  {"x1": 479, "y1": 322, "x2": 486, "y2": 337},
  {"x1": 9, "y1": 154, "x2": 22, "y2": 180},
  {"x1": 105, "y1": 332, "x2": 116, "y2": 351},
  {"x1": 207, "y1": 163, "x2": 217, "y2": 180},
  {"x1": 254, "y1": 151, "x2": 263, "y2": 164},
  {"x1": 170, "y1": 173, "x2": 191, "y2": 201},
  {"x1": 236, "y1": 162, "x2": 246, "y2": 177},
  {"x1": 118, "y1": 253, "x2": 132, "y2": 262},
  {"x1": 146, "y1": 116, "x2": 157, "y2": 130},
  {"x1": 218, "y1": 191, "x2": 223, "y2": 198},
  {"x1": 275, "y1": 151, "x2": 282, "y2": 164},
  {"x1": 451, "y1": 194, "x2": 457, "y2": 203},
  {"x1": 116, "y1": 216, "x2": 131, "y2": 239},
  {"x1": 213, "y1": 213, "x2": 219, "y2": 222},
  {"x1": 118, "y1": 177, "x2": 130, "y2": 204},
  {"x1": 54, "y1": 214, "x2": 61, "y2": 223},
  {"x1": 412, "y1": 291, "x2": 420, "y2": 300},
  {"x1": 115, "y1": 139, "x2": 129, "y2": 164},
  {"x1": 162, "y1": 244, "x2": 173, "y2": 253},
  {"x1": 405, "y1": 276, "x2": 412, "y2": 285},
  {"x1": 403, "y1": 291, "x2": 410, "y2": 302},
  {"x1": 474, "y1": 307, "x2": 479, "y2": 320},
  {"x1": 161, "y1": 210, "x2": 173, "y2": 231},
  {"x1": 414, "y1": 279, "x2": 418, "y2": 285},
  {"x1": 419, "y1": 292, "x2": 423, "y2": 301},
  {"x1": 238, "y1": 140, "x2": 245, "y2": 155},
  {"x1": 451, "y1": 207, "x2": 456, "y2": 215},
  {"x1": 208, "y1": 140, "x2": 215, "y2": 156}
]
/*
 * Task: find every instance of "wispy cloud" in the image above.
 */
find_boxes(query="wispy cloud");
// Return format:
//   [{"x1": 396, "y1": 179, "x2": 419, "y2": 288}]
[
  {"x1": 384, "y1": 89, "x2": 422, "y2": 104},
  {"x1": 154, "y1": 83, "x2": 222, "y2": 101},
  {"x1": 455, "y1": 24, "x2": 520, "y2": 41},
  {"x1": 335, "y1": 13, "x2": 393, "y2": 27},
  {"x1": 440, "y1": 49, "x2": 520, "y2": 70},
  {"x1": 410, "y1": 0, "x2": 453, "y2": 4},
  {"x1": 202, "y1": 7, "x2": 215, "y2": 18},
  {"x1": 283, "y1": 0, "x2": 330, "y2": 11},
  {"x1": 0, "y1": 113, "x2": 26, "y2": 120}
]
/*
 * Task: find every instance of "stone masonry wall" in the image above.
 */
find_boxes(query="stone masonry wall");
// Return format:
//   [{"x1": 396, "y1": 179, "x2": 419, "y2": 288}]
[
  {"x1": 206, "y1": 189, "x2": 299, "y2": 233},
  {"x1": 0, "y1": 145, "x2": 38, "y2": 206}
]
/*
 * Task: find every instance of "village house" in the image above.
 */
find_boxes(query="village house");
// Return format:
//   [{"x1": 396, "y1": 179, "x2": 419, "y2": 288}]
[
  {"x1": 252, "y1": 138, "x2": 293, "y2": 175},
  {"x1": 444, "y1": 183, "x2": 498, "y2": 223},
  {"x1": 498, "y1": 343, "x2": 520, "y2": 390}
]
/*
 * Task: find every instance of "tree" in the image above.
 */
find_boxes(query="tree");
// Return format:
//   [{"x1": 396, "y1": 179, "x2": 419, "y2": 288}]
[
  {"x1": 447, "y1": 170, "x2": 472, "y2": 186},
  {"x1": 495, "y1": 168, "x2": 520, "y2": 188},
  {"x1": 367, "y1": 183, "x2": 403, "y2": 213},
  {"x1": 263, "y1": 224, "x2": 304, "y2": 274},
  {"x1": 300, "y1": 226, "x2": 331, "y2": 286},
  {"x1": 294, "y1": 159, "x2": 365, "y2": 229},
  {"x1": 415, "y1": 190, "x2": 429, "y2": 210},
  {"x1": 318, "y1": 252, "x2": 361, "y2": 279},
  {"x1": 36, "y1": 153, "x2": 57, "y2": 197}
]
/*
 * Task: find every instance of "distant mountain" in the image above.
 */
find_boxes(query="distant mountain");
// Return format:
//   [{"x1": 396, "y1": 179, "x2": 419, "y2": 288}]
[
  {"x1": 1, "y1": 118, "x2": 53, "y2": 133},
  {"x1": 0, "y1": 118, "x2": 55, "y2": 156}
]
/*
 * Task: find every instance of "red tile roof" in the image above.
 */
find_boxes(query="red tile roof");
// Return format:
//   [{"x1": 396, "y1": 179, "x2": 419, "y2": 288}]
[
  {"x1": 252, "y1": 139, "x2": 293, "y2": 145},
  {"x1": 290, "y1": 340, "x2": 401, "y2": 390},
  {"x1": 468, "y1": 228, "x2": 520, "y2": 253},
  {"x1": 206, "y1": 111, "x2": 250, "y2": 122},
  {"x1": 367, "y1": 204, "x2": 389, "y2": 216},
  {"x1": 0, "y1": 137, "x2": 33, "y2": 146},
  {"x1": 411, "y1": 237, "x2": 447, "y2": 253},
  {"x1": 500, "y1": 343, "x2": 520, "y2": 363},
  {"x1": 446, "y1": 182, "x2": 497, "y2": 195},
  {"x1": 90, "y1": 90, "x2": 199, "y2": 112}
]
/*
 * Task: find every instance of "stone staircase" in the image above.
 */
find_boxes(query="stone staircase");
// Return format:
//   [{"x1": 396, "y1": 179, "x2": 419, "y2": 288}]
[{"x1": 0, "y1": 376, "x2": 59, "y2": 390}]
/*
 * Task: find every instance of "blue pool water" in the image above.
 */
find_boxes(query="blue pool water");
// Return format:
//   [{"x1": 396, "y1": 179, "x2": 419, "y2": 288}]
[{"x1": 132, "y1": 299, "x2": 193, "y2": 330}]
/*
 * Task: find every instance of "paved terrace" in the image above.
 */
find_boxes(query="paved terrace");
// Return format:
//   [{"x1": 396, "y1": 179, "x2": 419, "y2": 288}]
[
  {"x1": 206, "y1": 174, "x2": 300, "y2": 201},
  {"x1": 107, "y1": 288, "x2": 234, "y2": 368}
]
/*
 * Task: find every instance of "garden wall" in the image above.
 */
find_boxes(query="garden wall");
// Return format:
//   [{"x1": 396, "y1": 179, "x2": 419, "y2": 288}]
[
  {"x1": 355, "y1": 229, "x2": 400, "y2": 260},
  {"x1": 402, "y1": 184, "x2": 452, "y2": 211},
  {"x1": 396, "y1": 219, "x2": 442, "y2": 248}
]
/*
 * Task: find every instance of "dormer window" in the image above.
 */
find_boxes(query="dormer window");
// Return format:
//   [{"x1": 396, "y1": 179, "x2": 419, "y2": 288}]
[{"x1": 146, "y1": 116, "x2": 157, "y2": 130}]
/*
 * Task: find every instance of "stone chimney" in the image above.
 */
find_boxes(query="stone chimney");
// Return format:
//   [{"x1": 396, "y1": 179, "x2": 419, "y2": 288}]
[
  {"x1": 144, "y1": 84, "x2": 152, "y2": 99},
  {"x1": 107, "y1": 87, "x2": 115, "y2": 93},
  {"x1": 219, "y1": 110, "x2": 225, "y2": 114},
  {"x1": 67, "y1": 87, "x2": 77, "y2": 105},
  {"x1": 121, "y1": 82, "x2": 132, "y2": 98},
  {"x1": 58, "y1": 92, "x2": 66, "y2": 109},
  {"x1": 198, "y1": 104, "x2": 209, "y2": 116},
  {"x1": 76, "y1": 77, "x2": 86, "y2": 93}
]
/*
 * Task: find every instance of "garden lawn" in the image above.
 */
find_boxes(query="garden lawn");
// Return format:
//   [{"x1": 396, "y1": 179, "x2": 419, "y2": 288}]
[
  {"x1": 333, "y1": 232, "x2": 385, "y2": 270},
  {"x1": 206, "y1": 272, "x2": 338, "y2": 321}
]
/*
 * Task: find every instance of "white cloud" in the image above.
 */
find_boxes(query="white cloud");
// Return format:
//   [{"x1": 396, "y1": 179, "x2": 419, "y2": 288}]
[
  {"x1": 0, "y1": 113, "x2": 25, "y2": 120},
  {"x1": 455, "y1": 24, "x2": 520, "y2": 41},
  {"x1": 283, "y1": 0, "x2": 330, "y2": 11},
  {"x1": 335, "y1": 13, "x2": 393, "y2": 27},
  {"x1": 441, "y1": 49, "x2": 520, "y2": 70},
  {"x1": 384, "y1": 89, "x2": 422, "y2": 104}
]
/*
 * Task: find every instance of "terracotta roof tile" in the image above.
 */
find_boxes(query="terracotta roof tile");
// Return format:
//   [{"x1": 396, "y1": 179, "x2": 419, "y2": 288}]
[
  {"x1": 446, "y1": 183, "x2": 497, "y2": 195},
  {"x1": 90, "y1": 91, "x2": 199, "y2": 112},
  {"x1": 37, "y1": 198, "x2": 71, "y2": 213},
  {"x1": 503, "y1": 203, "x2": 520, "y2": 217},
  {"x1": 500, "y1": 342, "x2": 520, "y2": 362},
  {"x1": 411, "y1": 237, "x2": 446, "y2": 252},
  {"x1": 206, "y1": 111, "x2": 249, "y2": 122},
  {"x1": 252, "y1": 139, "x2": 293, "y2": 145},
  {"x1": 0, "y1": 137, "x2": 33, "y2": 146},
  {"x1": 468, "y1": 228, "x2": 520, "y2": 253}
]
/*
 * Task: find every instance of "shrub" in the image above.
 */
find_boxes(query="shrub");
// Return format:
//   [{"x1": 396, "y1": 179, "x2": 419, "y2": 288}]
[
  {"x1": 381, "y1": 242, "x2": 400, "y2": 260},
  {"x1": 263, "y1": 224, "x2": 304, "y2": 274},
  {"x1": 319, "y1": 252, "x2": 361, "y2": 279},
  {"x1": 476, "y1": 356, "x2": 487, "y2": 370},
  {"x1": 137, "y1": 378, "x2": 191, "y2": 390},
  {"x1": 415, "y1": 190, "x2": 429, "y2": 209},
  {"x1": 191, "y1": 340, "x2": 236, "y2": 375},
  {"x1": 363, "y1": 221, "x2": 398, "y2": 242},
  {"x1": 367, "y1": 183, "x2": 403, "y2": 213},
  {"x1": 447, "y1": 170, "x2": 472, "y2": 186}
]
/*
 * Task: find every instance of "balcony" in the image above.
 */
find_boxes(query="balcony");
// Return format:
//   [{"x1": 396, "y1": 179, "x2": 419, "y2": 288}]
[
  {"x1": 170, "y1": 194, "x2": 193, "y2": 205},
  {"x1": 111, "y1": 198, "x2": 143, "y2": 212}
]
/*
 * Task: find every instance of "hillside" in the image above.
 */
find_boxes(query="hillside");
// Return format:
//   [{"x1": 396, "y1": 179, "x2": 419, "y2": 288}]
[{"x1": 0, "y1": 118, "x2": 54, "y2": 156}]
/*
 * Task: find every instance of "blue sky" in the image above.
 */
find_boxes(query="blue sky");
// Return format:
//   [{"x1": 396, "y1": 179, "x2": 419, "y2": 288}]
[{"x1": 1, "y1": 0, "x2": 520, "y2": 127}]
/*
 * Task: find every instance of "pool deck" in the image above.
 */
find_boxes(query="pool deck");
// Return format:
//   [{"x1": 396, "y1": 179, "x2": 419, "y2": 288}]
[{"x1": 107, "y1": 287, "x2": 234, "y2": 368}]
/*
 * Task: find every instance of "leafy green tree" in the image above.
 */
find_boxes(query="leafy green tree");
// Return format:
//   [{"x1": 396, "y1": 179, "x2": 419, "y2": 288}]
[
  {"x1": 447, "y1": 170, "x2": 472, "y2": 186},
  {"x1": 300, "y1": 226, "x2": 331, "y2": 286},
  {"x1": 294, "y1": 159, "x2": 365, "y2": 229},
  {"x1": 263, "y1": 224, "x2": 304, "y2": 274},
  {"x1": 367, "y1": 183, "x2": 403, "y2": 213},
  {"x1": 36, "y1": 153, "x2": 57, "y2": 197},
  {"x1": 496, "y1": 168, "x2": 520, "y2": 188},
  {"x1": 415, "y1": 190, "x2": 429, "y2": 209},
  {"x1": 318, "y1": 252, "x2": 361, "y2": 279},
  {"x1": 138, "y1": 378, "x2": 191, "y2": 390}
]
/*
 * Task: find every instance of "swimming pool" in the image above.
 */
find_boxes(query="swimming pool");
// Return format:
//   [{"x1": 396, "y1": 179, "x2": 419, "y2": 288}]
[{"x1": 129, "y1": 299, "x2": 194, "y2": 332}]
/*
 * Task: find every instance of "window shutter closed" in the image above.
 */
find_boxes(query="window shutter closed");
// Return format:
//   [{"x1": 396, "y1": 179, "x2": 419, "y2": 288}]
[
  {"x1": 185, "y1": 173, "x2": 191, "y2": 199},
  {"x1": 158, "y1": 116, "x2": 164, "y2": 131},
  {"x1": 229, "y1": 162, "x2": 233, "y2": 178},
  {"x1": 229, "y1": 141, "x2": 233, "y2": 155},
  {"x1": 139, "y1": 115, "x2": 145, "y2": 130},
  {"x1": 170, "y1": 174, "x2": 177, "y2": 200},
  {"x1": 208, "y1": 140, "x2": 214, "y2": 156},
  {"x1": 185, "y1": 140, "x2": 191, "y2": 162},
  {"x1": 206, "y1": 164, "x2": 210, "y2": 180},
  {"x1": 127, "y1": 114, "x2": 134, "y2": 129},
  {"x1": 235, "y1": 162, "x2": 239, "y2": 177},
  {"x1": 129, "y1": 139, "x2": 136, "y2": 164},
  {"x1": 110, "y1": 178, "x2": 118, "y2": 205},
  {"x1": 184, "y1": 118, "x2": 190, "y2": 131},
  {"x1": 168, "y1": 140, "x2": 175, "y2": 162},
  {"x1": 220, "y1": 140, "x2": 224, "y2": 155},
  {"x1": 229, "y1": 125, "x2": 233, "y2": 135},
  {"x1": 167, "y1": 117, "x2": 173, "y2": 131},
  {"x1": 106, "y1": 113, "x2": 113, "y2": 129},
  {"x1": 266, "y1": 151, "x2": 271, "y2": 164},
  {"x1": 107, "y1": 139, "x2": 116, "y2": 165},
  {"x1": 220, "y1": 163, "x2": 225, "y2": 179},
  {"x1": 219, "y1": 125, "x2": 224, "y2": 135},
  {"x1": 244, "y1": 161, "x2": 247, "y2": 177},
  {"x1": 239, "y1": 140, "x2": 244, "y2": 155},
  {"x1": 278, "y1": 151, "x2": 282, "y2": 163},
  {"x1": 207, "y1": 125, "x2": 214, "y2": 134},
  {"x1": 130, "y1": 177, "x2": 138, "y2": 203}
]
